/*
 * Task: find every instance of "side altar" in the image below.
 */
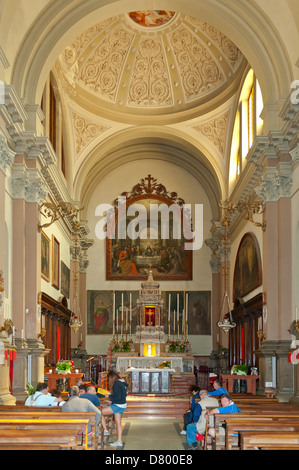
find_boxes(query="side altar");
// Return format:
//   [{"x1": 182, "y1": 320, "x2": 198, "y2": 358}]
[{"x1": 108, "y1": 271, "x2": 194, "y2": 379}]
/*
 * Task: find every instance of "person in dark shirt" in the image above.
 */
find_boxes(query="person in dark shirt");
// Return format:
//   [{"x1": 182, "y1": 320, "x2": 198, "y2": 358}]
[
  {"x1": 180, "y1": 385, "x2": 201, "y2": 435},
  {"x1": 101, "y1": 370, "x2": 129, "y2": 447},
  {"x1": 79, "y1": 385, "x2": 100, "y2": 406}
]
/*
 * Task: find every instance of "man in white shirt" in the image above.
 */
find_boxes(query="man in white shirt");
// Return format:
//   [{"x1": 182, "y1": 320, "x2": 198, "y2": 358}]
[{"x1": 25, "y1": 382, "x2": 63, "y2": 407}]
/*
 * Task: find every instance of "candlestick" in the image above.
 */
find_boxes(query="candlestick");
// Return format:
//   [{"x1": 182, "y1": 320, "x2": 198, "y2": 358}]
[
  {"x1": 113, "y1": 292, "x2": 115, "y2": 338},
  {"x1": 130, "y1": 293, "x2": 132, "y2": 339}
]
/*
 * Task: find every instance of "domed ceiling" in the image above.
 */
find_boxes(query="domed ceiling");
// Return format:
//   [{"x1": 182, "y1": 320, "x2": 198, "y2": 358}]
[{"x1": 57, "y1": 12, "x2": 247, "y2": 123}]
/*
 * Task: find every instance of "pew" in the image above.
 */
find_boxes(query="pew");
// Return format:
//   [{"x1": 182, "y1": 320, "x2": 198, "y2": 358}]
[
  {"x1": 240, "y1": 431, "x2": 299, "y2": 450},
  {"x1": 0, "y1": 410, "x2": 99, "y2": 450},
  {"x1": 0, "y1": 418, "x2": 90, "y2": 450},
  {"x1": 0, "y1": 429, "x2": 79, "y2": 450},
  {"x1": 211, "y1": 411, "x2": 299, "y2": 450},
  {"x1": 225, "y1": 419, "x2": 299, "y2": 450}
]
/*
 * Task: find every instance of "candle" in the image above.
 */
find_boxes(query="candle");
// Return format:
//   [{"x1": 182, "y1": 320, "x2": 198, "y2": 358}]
[
  {"x1": 186, "y1": 294, "x2": 188, "y2": 323},
  {"x1": 182, "y1": 309, "x2": 184, "y2": 335},
  {"x1": 21, "y1": 329, "x2": 24, "y2": 339},
  {"x1": 168, "y1": 294, "x2": 171, "y2": 322},
  {"x1": 173, "y1": 310, "x2": 175, "y2": 335},
  {"x1": 113, "y1": 292, "x2": 116, "y2": 337},
  {"x1": 130, "y1": 293, "x2": 132, "y2": 322},
  {"x1": 177, "y1": 294, "x2": 179, "y2": 322},
  {"x1": 116, "y1": 309, "x2": 118, "y2": 332}
]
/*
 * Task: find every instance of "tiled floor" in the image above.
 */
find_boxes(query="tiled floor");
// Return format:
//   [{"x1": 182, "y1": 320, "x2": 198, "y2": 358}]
[{"x1": 105, "y1": 417, "x2": 187, "y2": 451}]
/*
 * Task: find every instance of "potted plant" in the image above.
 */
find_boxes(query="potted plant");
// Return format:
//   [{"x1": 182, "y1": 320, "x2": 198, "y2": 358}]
[
  {"x1": 122, "y1": 341, "x2": 131, "y2": 353},
  {"x1": 231, "y1": 364, "x2": 249, "y2": 375},
  {"x1": 169, "y1": 341, "x2": 177, "y2": 353},
  {"x1": 56, "y1": 360, "x2": 74, "y2": 374}
]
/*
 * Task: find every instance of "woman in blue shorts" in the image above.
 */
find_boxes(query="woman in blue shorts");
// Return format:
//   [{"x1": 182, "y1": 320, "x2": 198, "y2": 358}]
[{"x1": 101, "y1": 370, "x2": 129, "y2": 447}]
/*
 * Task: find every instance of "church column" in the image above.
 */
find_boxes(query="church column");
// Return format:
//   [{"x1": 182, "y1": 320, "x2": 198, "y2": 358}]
[
  {"x1": 0, "y1": 136, "x2": 16, "y2": 405},
  {"x1": 10, "y1": 158, "x2": 48, "y2": 399},
  {"x1": 255, "y1": 157, "x2": 294, "y2": 399}
]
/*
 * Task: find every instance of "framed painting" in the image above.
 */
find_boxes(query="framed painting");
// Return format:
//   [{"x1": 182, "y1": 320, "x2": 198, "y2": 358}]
[
  {"x1": 87, "y1": 290, "x2": 140, "y2": 335},
  {"x1": 233, "y1": 233, "x2": 262, "y2": 302},
  {"x1": 61, "y1": 261, "x2": 70, "y2": 299},
  {"x1": 52, "y1": 235, "x2": 60, "y2": 289},
  {"x1": 187, "y1": 291, "x2": 211, "y2": 335},
  {"x1": 106, "y1": 175, "x2": 193, "y2": 281},
  {"x1": 41, "y1": 231, "x2": 50, "y2": 282}
]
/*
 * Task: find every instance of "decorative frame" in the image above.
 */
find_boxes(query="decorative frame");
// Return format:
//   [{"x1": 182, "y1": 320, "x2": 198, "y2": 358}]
[
  {"x1": 51, "y1": 235, "x2": 60, "y2": 289},
  {"x1": 61, "y1": 261, "x2": 70, "y2": 299},
  {"x1": 41, "y1": 231, "x2": 50, "y2": 282},
  {"x1": 106, "y1": 175, "x2": 193, "y2": 280},
  {"x1": 233, "y1": 232, "x2": 262, "y2": 302}
]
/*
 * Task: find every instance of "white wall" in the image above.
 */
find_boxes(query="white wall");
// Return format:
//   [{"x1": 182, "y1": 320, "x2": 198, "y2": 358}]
[{"x1": 86, "y1": 158, "x2": 213, "y2": 355}]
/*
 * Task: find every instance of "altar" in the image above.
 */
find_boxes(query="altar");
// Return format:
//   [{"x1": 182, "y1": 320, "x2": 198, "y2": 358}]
[
  {"x1": 116, "y1": 356, "x2": 183, "y2": 373},
  {"x1": 128, "y1": 368, "x2": 175, "y2": 395}
]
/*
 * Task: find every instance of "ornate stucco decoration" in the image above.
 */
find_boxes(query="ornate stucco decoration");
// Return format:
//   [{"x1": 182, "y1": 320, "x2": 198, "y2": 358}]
[
  {"x1": 191, "y1": 109, "x2": 231, "y2": 157},
  {"x1": 57, "y1": 13, "x2": 246, "y2": 121},
  {"x1": 71, "y1": 110, "x2": 110, "y2": 157}
]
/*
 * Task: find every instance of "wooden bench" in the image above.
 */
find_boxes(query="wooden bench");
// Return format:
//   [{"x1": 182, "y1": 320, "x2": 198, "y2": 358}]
[
  {"x1": 0, "y1": 429, "x2": 79, "y2": 450},
  {"x1": 240, "y1": 431, "x2": 299, "y2": 450},
  {"x1": 212, "y1": 411, "x2": 299, "y2": 450},
  {"x1": 225, "y1": 419, "x2": 299, "y2": 450},
  {"x1": 0, "y1": 410, "x2": 99, "y2": 450},
  {"x1": 0, "y1": 418, "x2": 90, "y2": 449}
]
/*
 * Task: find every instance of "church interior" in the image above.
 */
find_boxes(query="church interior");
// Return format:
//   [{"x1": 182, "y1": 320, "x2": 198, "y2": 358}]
[{"x1": 0, "y1": 0, "x2": 299, "y2": 451}]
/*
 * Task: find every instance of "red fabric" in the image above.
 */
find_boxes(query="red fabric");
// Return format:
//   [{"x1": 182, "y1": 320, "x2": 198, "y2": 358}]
[{"x1": 196, "y1": 433, "x2": 204, "y2": 441}]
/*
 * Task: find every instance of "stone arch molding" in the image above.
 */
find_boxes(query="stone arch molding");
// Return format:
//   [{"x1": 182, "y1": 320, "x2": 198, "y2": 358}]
[
  {"x1": 11, "y1": 0, "x2": 293, "y2": 110},
  {"x1": 74, "y1": 130, "x2": 222, "y2": 222}
]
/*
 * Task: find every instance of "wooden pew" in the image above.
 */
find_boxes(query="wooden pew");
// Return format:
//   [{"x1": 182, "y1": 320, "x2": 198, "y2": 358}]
[
  {"x1": 240, "y1": 431, "x2": 299, "y2": 450},
  {"x1": 0, "y1": 429, "x2": 79, "y2": 450},
  {"x1": 0, "y1": 418, "x2": 90, "y2": 450},
  {"x1": 212, "y1": 411, "x2": 299, "y2": 449},
  {"x1": 225, "y1": 419, "x2": 299, "y2": 450},
  {"x1": 0, "y1": 410, "x2": 99, "y2": 450}
]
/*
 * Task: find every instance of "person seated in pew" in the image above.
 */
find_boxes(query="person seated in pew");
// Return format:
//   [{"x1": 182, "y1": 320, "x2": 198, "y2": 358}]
[
  {"x1": 206, "y1": 394, "x2": 242, "y2": 439},
  {"x1": 61, "y1": 386, "x2": 102, "y2": 436},
  {"x1": 50, "y1": 389, "x2": 65, "y2": 406},
  {"x1": 208, "y1": 379, "x2": 228, "y2": 397},
  {"x1": 25, "y1": 383, "x2": 63, "y2": 407},
  {"x1": 185, "y1": 389, "x2": 219, "y2": 449},
  {"x1": 180, "y1": 385, "x2": 201, "y2": 435},
  {"x1": 79, "y1": 385, "x2": 100, "y2": 406}
]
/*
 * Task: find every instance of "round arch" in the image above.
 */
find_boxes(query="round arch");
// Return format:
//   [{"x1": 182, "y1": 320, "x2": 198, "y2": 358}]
[
  {"x1": 11, "y1": 0, "x2": 293, "y2": 110},
  {"x1": 74, "y1": 131, "x2": 223, "y2": 222}
]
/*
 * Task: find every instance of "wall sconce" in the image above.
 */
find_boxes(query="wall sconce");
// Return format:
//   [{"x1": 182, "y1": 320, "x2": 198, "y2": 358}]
[
  {"x1": 38, "y1": 201, "x2": 83, "y2": 232},
  {"x1": 38, "y1": 328, "x2": 46, "y2": 340},
  {"x1": 219, "y1": 195, "x2": 266, "y2": 231}
]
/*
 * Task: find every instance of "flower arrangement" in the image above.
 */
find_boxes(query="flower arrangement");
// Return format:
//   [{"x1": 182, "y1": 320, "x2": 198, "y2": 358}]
[
  {"x1": 231, "y1": 364, "x2": 248, "y2": 375},
  {"x1": 158, "y1": 361, "x2": 171, "y2": 368},
  {"x1": 56, "y1": 360, "x2": 74, "y2": 374},
  {"x1": 168, "y1": 341, "x2": 186, "y2": 353},
  {"x1": 122, "y1": 341, "x2": 131, "y2": 353}
]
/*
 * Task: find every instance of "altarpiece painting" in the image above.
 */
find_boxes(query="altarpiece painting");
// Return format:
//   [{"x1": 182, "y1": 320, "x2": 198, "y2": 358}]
[{"x1": 106, "y1": 175, "x2": 193, "y2": 281}]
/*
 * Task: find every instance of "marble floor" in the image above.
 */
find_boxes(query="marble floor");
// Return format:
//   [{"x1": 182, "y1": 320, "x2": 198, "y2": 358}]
[{"x1": 105, "y1": 417, "x2": 188, "y2": 451}]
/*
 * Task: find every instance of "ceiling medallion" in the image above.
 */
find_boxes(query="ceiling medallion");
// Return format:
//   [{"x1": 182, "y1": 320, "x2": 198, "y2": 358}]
[{"x1": 128, "y1": 10, "x2": 175, "y2": 28}]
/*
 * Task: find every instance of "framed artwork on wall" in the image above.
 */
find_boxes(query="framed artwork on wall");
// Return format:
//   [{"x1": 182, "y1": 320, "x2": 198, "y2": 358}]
[
  {"x1": 52, "y1": 235, "x2": 60, "y2": 289},
  {"x1": 61, "y1": 261, "x2": 70, "y2": 299},
  {"x1": 41, "y1": 231, "x2": 50, "y2": 282},
  {"x1": 187, "y1": 291, "x2": 211, "y2": 335},
  {"x1": 233, "y1": 232, "x2": 262, "y2": 302},
  {"x1": 87, "y1": 290, "x2": 139, "y2": 335},
  {"x1": 106, "y1": 175, "x2": 193, "y2": 281}
]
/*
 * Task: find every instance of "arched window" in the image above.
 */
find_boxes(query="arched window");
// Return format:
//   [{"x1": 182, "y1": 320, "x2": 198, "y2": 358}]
[{"x1": 229, "y1": 69, "x2": 263, "y2": 191}]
